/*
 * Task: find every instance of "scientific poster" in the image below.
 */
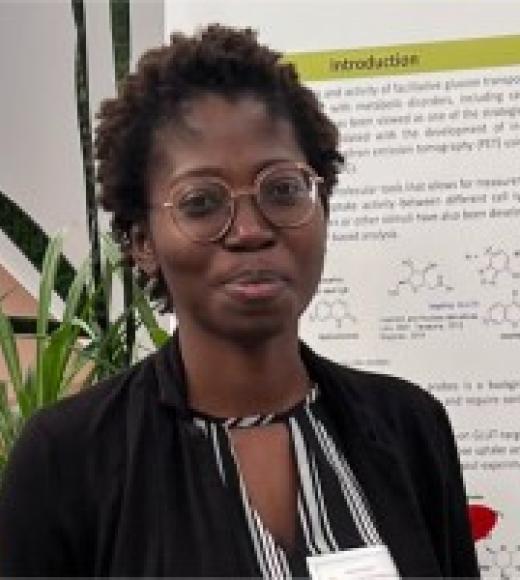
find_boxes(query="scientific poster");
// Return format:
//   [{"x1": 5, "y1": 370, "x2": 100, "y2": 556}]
[
  {"x1": 166, "y1": 1, "x2": 520, "y2": 575},
  {"x1": 294, "y1": 37, "x2": 520, "y2": 578}
]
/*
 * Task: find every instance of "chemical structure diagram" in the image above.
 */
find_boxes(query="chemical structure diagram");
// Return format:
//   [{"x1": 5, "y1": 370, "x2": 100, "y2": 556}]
[
  {"x1": 466, "y1": 247, "x2": 520, "y2": 286},
  {"x1": 483, "y1": 289, "x2": 520, "y2": 328},
  {"x1": 388, "y1": 259, "x2": 454, "y2": 297},
  {"x1": 309, "y1": 298, "x2": 357, "y2": 329},
  {"x1": 478, "y1": 542, "x2": 520, "y2": 579}
]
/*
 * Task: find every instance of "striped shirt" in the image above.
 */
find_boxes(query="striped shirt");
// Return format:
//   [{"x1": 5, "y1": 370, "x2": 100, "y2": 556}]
[{"x1": 191, "y1": 386, "x2": 388, "y2": 579}]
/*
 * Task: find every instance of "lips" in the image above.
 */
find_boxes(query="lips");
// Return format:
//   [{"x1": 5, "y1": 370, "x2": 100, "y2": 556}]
[{"x1": 221, "y1": 269, "x2": 289, "y2": 302}]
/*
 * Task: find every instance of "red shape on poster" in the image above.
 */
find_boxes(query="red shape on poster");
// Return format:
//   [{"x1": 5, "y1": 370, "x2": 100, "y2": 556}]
[{"x1": 468, "y1": 504, "x2": 498, "y2": 541}]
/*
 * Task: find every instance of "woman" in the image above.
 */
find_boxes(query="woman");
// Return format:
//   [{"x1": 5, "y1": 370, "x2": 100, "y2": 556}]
[{"x1": 0, "y1": 25, "x2": 479, "y2": 578}]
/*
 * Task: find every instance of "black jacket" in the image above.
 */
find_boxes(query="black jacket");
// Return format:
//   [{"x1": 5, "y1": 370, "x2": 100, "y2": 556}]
[{"x1": 0, "y1": 337, "x2": 479, "y2": 577}]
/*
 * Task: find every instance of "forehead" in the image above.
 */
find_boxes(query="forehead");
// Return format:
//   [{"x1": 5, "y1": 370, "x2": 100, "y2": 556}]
[
  {"x1": 177, "y1": 94, "x2": 281, "y2": 137},
  {"x1": 148, "y1": 94, "x2": 305, "y2": 182}
]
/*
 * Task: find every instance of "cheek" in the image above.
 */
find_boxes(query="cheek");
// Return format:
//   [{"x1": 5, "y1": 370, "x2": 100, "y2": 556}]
[
  {"x1": 308, "y1": 239, "x2": 326, "y2": 290},
  {"x1": 149, "y1": 224, "x2": 205, "y2": 298},
  {"x1": 309, "y1": 211, "x2": 327, "y2": 265},
  {"x1": 295, "y1": 219, "x2": 327, "y2": 297},
  {"x1": 156, "y1": 246, "x2": 202, "y2": 288},
  {"x1": 155, "y1": 249, "x2": 210, "y2": 316}
]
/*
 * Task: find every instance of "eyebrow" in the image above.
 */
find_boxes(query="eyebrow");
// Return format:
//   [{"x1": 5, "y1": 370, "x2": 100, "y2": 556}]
[{"x1": 167, "y1": 158, "x2": 302, "y2": 188}]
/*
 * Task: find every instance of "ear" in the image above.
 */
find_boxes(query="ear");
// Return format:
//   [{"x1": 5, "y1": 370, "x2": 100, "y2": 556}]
[{"x1": 130, "y1": 223, "x2": 159, "y2": 276}]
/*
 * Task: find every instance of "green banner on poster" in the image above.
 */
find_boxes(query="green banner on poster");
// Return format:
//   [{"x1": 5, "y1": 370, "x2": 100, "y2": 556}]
[{"x1": 285, "y1": 34, "x2": 520, "y2": 80}]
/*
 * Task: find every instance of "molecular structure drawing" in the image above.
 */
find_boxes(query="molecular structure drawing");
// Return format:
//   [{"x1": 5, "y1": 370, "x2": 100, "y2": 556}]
[
  {"x1": 483, "y1": 289, "x2": 520, "y2": 328},
  {"x1": 466, "y1": 247, "x2": 520, "y2": 286},
  {"x1": 388, "y1": 259, "x2": 454, "y2": 297},
  {"x1": 309, "y1": 299, "x2": 357, "y2": 329},
  {"x1": 478, "y1": 543, "x2": 520, "y2": 579}
]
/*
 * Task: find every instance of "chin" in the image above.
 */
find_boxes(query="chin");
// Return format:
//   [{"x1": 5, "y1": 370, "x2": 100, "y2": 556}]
[{"x1": 215, "y1": 316, "x2": 296, "y2": 347}]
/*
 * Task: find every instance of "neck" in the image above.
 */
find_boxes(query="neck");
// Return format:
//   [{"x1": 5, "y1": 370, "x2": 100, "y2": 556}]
[{"x1": 177, "y1": 325, "x2": 310, "y2": 417}]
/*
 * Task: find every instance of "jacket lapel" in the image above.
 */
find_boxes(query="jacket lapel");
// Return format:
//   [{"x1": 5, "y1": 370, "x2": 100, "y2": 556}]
[
  {"x1": 302, "y1": 346, "x2": 443, "y2": 577},
  {"x1": 341, "y1": 428, "x2": 442, "y2": 577}
]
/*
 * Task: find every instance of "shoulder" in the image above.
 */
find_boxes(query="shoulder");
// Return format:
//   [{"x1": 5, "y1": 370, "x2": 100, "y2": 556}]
[
  {"x1": 0, "y1": 351, "x2": 160, "y2": 576},
  {"x1": 345, "y1": 364, "x2": 453, "y2": 447},
  {"x1": 302, "y1": 346, "x2": 479, "y2": 576},
  {"x1": 305, "y1": 344, "x2": 442, "y2": 412},
  {"x1": 347, "y1": 364, "x2": 445, "y2": 424},
  {"x1": 302, "y1": 343, "x2": 451, "y2": 442},
  {"x1": 305, "y1": 346, "x2": 465, "y2": 518}
]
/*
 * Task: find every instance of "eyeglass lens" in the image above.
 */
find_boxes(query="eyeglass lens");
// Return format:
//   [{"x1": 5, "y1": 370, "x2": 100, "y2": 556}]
[{"x1": 171, "y1": 164, "x2": 317, "y2": 241}]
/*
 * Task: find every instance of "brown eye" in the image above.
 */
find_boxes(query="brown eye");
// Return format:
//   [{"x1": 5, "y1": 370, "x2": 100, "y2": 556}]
[
  {"x1": 177, "y1": 184, "x2": 228, "y2": 219},
  {"x1": 260, "y1": 173, "x2": 309, "y2": 207}
]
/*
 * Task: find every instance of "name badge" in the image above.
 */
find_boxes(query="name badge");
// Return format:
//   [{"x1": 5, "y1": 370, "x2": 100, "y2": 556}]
[{"x1": 306, "y1": 544, "x2": 400, "y2": 580}]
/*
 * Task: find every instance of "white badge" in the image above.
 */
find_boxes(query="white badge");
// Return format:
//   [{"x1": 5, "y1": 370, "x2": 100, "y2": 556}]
[{"x1": 306, "y1": 544, "x2": 400, "y2": 580}]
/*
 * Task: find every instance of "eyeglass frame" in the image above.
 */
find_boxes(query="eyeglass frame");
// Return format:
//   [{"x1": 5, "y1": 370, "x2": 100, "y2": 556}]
[{"x1": 150, "y1": 161, "x2": 325, "y2": 243}]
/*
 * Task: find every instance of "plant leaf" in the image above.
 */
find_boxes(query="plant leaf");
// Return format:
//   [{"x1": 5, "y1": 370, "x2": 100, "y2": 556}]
[
  {"x1": 88, "y1": 311, "x2": 127, "y2": 379},
  {"x1": 36, "y1": 257, "x2": 93, "y2": 403},
  {"x1": 132, "y1": 280, "x2": 169, "y2": 348},
  {"x1": 0, "y1": 381, "x2": 22, "y2": 464},
  {"x1": 63, "y1": 256, "x2": 90, "y2": 325},
  {"x1": 36, "y1": 234, "x2": 64, "y2": 405},
  {"x1": 101, "y1": 233, "x2": 168, "y2": 349},
  {"x1": 61, "y1": 344, "x2": 92, "y2": 392},
  {"x1": 41, "y1": 322, "x2": 83, "y2": 403},
  {"x1": 0, "y1": 306, "x2": 23, "y2": 392},
  {"x1": 16, "y1": 368, "x2": 38, "y2": 419}
]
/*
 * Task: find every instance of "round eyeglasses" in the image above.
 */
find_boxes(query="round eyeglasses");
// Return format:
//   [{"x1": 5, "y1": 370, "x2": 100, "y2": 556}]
[{"x1": 153, "y1": 161, "x2": 324, "y2": 243}]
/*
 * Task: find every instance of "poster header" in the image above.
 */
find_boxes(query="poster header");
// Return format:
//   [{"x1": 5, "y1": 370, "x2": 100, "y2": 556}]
[{"x1": 284, "y1": 34, "x2": 520, "y2": 81}]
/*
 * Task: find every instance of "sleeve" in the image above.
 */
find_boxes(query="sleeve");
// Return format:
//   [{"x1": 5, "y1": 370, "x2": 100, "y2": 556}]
[
  {"x1": 432, "y1": 398, "x2": 481, "y2": 578},
  {"x1": 0, "y1": 414, "x2": 74, "y2": 576}
]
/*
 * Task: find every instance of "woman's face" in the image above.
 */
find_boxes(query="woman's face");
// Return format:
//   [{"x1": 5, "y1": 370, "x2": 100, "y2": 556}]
[{"x1": 136, "y1": 94, "x2": 327, "y2": 343}]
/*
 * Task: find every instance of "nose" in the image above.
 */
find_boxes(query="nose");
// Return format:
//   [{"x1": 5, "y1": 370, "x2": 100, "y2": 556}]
[{"x1": 222, "y1": 193, "x2": 276, "y2": 250}]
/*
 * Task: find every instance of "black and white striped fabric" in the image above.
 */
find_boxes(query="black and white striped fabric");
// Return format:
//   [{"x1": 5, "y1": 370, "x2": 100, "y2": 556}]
[{"x1": 191, "y1": 386, "x2": 385, "y2": 579}]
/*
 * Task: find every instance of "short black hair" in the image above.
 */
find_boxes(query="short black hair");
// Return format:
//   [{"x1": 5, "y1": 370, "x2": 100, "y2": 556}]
[{"x1": 96, "y1": 24, "x2": 342, "y2": 307}]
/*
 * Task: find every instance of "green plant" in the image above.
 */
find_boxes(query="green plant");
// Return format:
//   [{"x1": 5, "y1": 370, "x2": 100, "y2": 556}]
[
  {"x1": 76, "y1": 237, "x2": 168, "y2": 380},
  {"x1": 0, "y1": 234, "x2": 91, "y2": 468},
  {"x1": 100, "y1": 234, "x2": 169, "y2": 352},
  {"x1": 0, "y1": 233, "x2": 168, "y2": 474}
]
